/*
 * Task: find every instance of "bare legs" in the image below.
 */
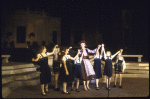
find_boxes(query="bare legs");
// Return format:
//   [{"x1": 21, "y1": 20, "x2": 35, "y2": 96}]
[
  {"x1": 96, "y1": 79, "x2": 99, "y2": 88},
  {"x1": 45, "y1": 83, "x2": 49, "y2": 92},
  {"x1": 41, "y1": 84, "x2": 45, "y2": 94},
  {"x1": 119, "y1": 74, "x2": 122, "y2": 86},
  {"x1": 54, "y1": 74, "x2": 59, "y2": 89},
  {"x1": 114, "y1": 74, "x2": 117, "y2": 86},
  {"x1": 41, "y1": 83, "x2": 49, "y2": 95},
  {"x1": 106, "y1": 76, "x2": 111, "y2": 88},
  {"x1": 71, "y1": 81, "x2": 75, "y2": 90},
  {"x1": 87, "y1": 80, "x2": 91, "y2": 90},
  {"x1": 76, "y1": 78, "x2": 79, "y2": 90},
  {"x1": 83, "y1": 80, "x2": 91, "y2": 90},
  {"x1": 62, "y1": 82, "x2": 67, "y2": 93},
  {"x1": 114, "y1": 74, "x2": 122, "y2": 88},
  {"x1": 83, "y1": 81, "x2": 88, "y2": 91}
]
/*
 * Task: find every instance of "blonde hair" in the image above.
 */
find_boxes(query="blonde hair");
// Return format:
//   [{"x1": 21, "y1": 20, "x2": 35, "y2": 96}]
[{"x1": 106, "y1": 51, "x2": 111, "y2": 56}]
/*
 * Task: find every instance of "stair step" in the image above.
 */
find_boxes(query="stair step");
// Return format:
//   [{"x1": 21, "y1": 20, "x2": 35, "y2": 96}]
[
  {"x1": 2, "y1": 77, "x2": 40, "y2": 98},
  {"x1": 125, "y1": 66, "x2": 149, "y2": 70},
  {"x1": 124, "y1": 69, "x2": 149, "y2": 74},
  {"x1": 2, "y1": 62, "x2": 32, "y2": 66},
  {"x1": 2, "y1": 67, "x2": 37, "y2": 75},
  {"x1": 122, "y1": 74, "x2": 149, "y2": 78},
  {"x1": 125, "y1": 63, "x2": 149, "y2": 66},
  {"x1": 2, "y1": 71, "x2": 40, "y2": 84},
  {"x1": 2, "y1": 63, "x2": 35, "y2": 70}
]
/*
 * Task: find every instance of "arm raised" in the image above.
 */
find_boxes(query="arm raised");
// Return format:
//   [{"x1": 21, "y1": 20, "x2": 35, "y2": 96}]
[
  {"x1": 32, "y1": 54, "x2": 41, "y2": 62},
  {"x1": 111, "y1": 50, "x2": 120, "y2": 59},
  {"x1": 69, "y1": 50, "x2": 80, "y2": 60},
  {"x1": 47, "y1": 45, "x2": 58, "y2": 56}
]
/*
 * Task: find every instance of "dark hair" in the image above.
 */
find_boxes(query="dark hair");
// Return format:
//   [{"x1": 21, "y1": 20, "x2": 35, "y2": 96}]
[
  {"x1": 60, "y1": 48, "x2": 67, "y2": 63},
  {"x1": 79, "y1": 40, "x2": 86, "y2": 45},
  {"x1": 38, "y1": 46, "x2": 46, "y2": 53}
]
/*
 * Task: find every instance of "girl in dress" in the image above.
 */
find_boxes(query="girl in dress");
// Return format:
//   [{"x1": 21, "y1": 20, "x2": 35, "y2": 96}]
[
  {"x1": 53, "y1": 46, "x2": 72, "y2": 91},
  {"x1": 78, "y1": 40, "x2": 101, "y2": 91},
  {"x1": 114, "y1": 49, "x2": 126, "y2": 88},
  {"x1": 94, "y1": 44, "x2": 104, "y2": 90},
  {"x1": 32, "y1": 45, "x2": 58, "y2": 96},
  {"x1": 71, "y1": 50, "x2": 84, "y2": 92},
  {"x1": 103, "y1": 47, "x2": 121, "y2": 90},
  {"x1": 59, "y1": 48, "x2": 80, "y2": 94}
]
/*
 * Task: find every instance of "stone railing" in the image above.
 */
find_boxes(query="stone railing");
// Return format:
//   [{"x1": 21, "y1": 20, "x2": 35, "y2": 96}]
[
  {"x1": 1, "y1": 55, "x2": 10, "y2": 63},
  {"x1": 122, "y1": 55, "x2": 143, "y2": 62}
]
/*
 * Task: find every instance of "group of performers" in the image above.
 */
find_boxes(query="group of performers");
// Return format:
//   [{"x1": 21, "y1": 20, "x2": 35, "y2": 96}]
[{"x1": 32, "y1": 40, "x2": 126, "y2": 96}]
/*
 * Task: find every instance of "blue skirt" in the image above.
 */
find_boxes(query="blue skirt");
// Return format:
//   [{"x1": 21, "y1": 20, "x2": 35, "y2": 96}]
[
  {"x1": 74, "y1": 63, "x2": 83, "y2": 79},
  {"x1": 94, "y1": 59, "x2": 102, "y2": 79},
  {"x1": 103, "y1": 59, "x2": 112, "y2": 77}
]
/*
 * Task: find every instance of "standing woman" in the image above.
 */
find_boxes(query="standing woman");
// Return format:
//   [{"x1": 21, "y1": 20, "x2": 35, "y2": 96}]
[
  {"x1": 103, "y1": 47, "x2": 121, "y2": 90},
  {"x1": 94, "y1": 44, "x2": 104, "y2": 90},
  {"x1": 32, "y1": 45, "x2": 58, "y2": 96},
  {"x1": 78, "y1": 40, "x2": 101, "y2": 91},
  {"x1": 114, "y1": 49, "x2": 126, "y2": 88},
  {"x1": 59, "y1": 48, "x2": 80, "y2": 94},
  {"x1": 53, "y1": 46, "x2": 72, "y2": 91}
]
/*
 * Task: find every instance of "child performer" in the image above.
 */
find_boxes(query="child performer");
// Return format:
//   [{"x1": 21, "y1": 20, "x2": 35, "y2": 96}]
[
  {"x1": 103, "y1": 47, "x2": 122, "y2": 90},
  {"x1": 58, "y1": 48, "x2": 80, "y2": 94},
  {"x1": 114, "y1": 49, "x2": 126, "y2": 88},
  {"x1": 71, "y1": 50, "x2": 84, "y2": 92},
  {"x1": 32, "y1": 45, "x2": 58, "y2": 96},
  {"x1": 53, "y1": 46, "x2": 72, "y2": 91},
  {"x1": 94, "y1": 44, "x2": 104, "y2": 90}
]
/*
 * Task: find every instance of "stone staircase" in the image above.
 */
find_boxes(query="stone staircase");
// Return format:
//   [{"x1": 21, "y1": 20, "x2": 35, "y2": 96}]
[
  {"x1": 2, "y1": 52, "x2": 149, "y2": 98},
  {"x1": 2, "y1": 62, "x2": 41, "y2": 98}
]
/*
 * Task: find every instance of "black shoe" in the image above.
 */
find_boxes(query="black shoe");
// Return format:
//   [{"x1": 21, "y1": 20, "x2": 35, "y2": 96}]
[
  {"x1": 45, "y1": 88, "x2": 49, "y2": 93},
  {"x1": 41, "y1": 92, "x2": 47, "y2": 96},
  {"x1": 113, "y1": 85, "x2": 116, "y2": 88},
  {"x1": 106, "y1": 87, "x2": 111, "y2": 91},
  {"x1": 71, "y1": 88, "x2": 73, "y2": 91},
  {"x1": 45, "y1": 90, "x2": 49, "y2": 93},
  {"x1": 119, "y1": 86, "x2": 122, "y2": 88},
  {"x1": 96, "y1": 87, "x2": 99, "y2": 90},
  {"x1": 54, "y1": 88, "x2": 60, "y2": 91},
  {"x1": 76, "y1": 89, "x2": 80, "y2": 92},
  {"x1": 62, "y1": 90, "x2": 71, "y2": 94}
]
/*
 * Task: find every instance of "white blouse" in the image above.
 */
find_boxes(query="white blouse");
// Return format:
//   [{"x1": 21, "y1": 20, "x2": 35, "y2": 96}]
[
  {"x1": 62, "y1": 55, "x2": 70, "y2": 60},
  {"x1": 94, "y1": 55, "x2": 102, "y2": 59},
  {"x1": 74, "y1": 58, "x2": 81, "y2": 64}
]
